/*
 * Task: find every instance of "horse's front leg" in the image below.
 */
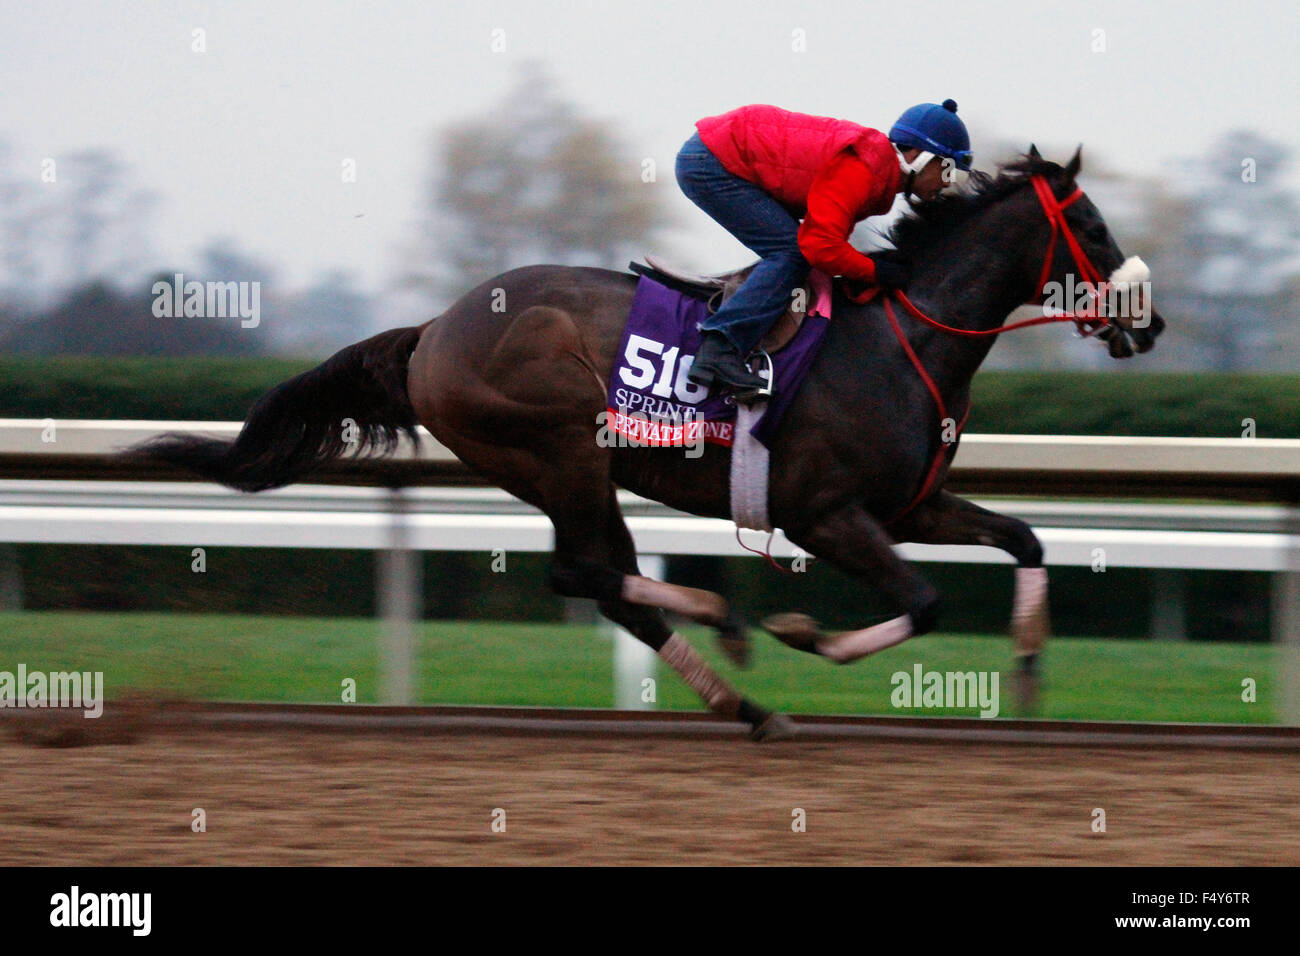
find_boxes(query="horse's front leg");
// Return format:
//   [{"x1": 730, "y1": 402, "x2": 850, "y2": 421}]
[
  {"x1": 889, "y1": 490, "x2": 1049, "y2": 713},
  {"x1": 765, "y1": 500, "x2": 941, "y2": 663}
]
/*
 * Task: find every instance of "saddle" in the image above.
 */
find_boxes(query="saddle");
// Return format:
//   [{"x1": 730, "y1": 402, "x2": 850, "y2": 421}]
[{"x1": 628, "y1": 255, "x2": 812, "y2": 354}]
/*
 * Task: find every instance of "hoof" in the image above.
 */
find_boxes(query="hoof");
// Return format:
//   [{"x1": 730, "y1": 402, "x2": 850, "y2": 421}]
[
  {"x1": 750, "y1": 712, "x2": 797, "y2": 743},
  {"x1": 762, "y1": 612, "x2": 823, "y2": 651},
  {"x1": 716, "y1": 611, "x2": 751, "y2": 668}
]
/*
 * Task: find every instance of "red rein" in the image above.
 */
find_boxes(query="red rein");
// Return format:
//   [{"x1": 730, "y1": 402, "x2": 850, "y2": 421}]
[
  {"x1": 757, "y1": 174, "x2": 1114, "y2": 564},
  {"x1": 878, "y1": 174, "x2": 1110, "y2": 527}
]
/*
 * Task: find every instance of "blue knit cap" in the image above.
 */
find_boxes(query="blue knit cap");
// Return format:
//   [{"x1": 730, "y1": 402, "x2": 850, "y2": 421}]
[{"x1": 889, "y1": 99, "x2": 972, "y2": 171}]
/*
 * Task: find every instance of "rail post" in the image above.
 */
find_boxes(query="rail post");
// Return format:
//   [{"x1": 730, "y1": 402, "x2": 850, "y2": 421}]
[
  {"x1": 1150, "y1": 569, "x2": 1188, "y2": 640},
  {"x1": 377, "y1": 487, "x2": 421, "y2": 705},
  {"x1": 608, "y1": 554, "x2": 663, "y2": 710},
  {"x1": 1276, "y1": 506, "x2": 1300, "y2": 725}
]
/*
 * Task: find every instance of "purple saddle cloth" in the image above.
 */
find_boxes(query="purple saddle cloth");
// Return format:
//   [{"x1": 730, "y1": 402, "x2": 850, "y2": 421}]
[{"x1": 605, "y1": 274, "x2": 832, "y2": 449}]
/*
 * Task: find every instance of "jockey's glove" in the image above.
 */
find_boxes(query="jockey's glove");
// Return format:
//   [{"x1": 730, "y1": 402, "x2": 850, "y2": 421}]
[{"x1": 867, "y1": 254, "x2": 911, "y2": 290}]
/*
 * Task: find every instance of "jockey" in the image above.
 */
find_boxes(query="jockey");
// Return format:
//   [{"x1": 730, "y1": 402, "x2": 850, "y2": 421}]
[{"x1": 677, "y1": 100, "x2": 973, "y2": 400}]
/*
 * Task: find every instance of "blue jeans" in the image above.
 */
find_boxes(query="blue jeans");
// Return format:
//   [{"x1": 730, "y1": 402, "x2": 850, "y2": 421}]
[{"x1": 674, "y1": 131, "x2": 810, "y2": 355}]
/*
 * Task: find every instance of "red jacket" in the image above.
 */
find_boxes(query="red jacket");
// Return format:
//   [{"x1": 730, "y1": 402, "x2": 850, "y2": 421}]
[{"x1": 695, "y1": 105, "x2": 902, "y2": 283}]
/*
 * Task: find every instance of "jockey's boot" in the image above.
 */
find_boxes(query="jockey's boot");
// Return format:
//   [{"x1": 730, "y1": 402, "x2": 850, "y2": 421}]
[{"x1": 688, "y1": 330, "x2": 767, "y2": 394}]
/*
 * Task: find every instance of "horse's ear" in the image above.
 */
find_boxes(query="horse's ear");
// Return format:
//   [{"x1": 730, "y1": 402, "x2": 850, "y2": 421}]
[
  {"x1": 1028, "y1": 143, "x2": 1042, "y2": 160},
  {"x1": 1064, "y1": 145, "x2": 1083, "y2": 181}
]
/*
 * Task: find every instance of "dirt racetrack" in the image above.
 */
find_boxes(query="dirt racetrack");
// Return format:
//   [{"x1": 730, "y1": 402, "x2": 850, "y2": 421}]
[{"x1": 3, "y1": 723, "x2": 1298, "y2": 865}]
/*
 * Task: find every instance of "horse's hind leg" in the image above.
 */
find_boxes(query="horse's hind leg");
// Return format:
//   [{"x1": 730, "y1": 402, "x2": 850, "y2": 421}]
[
  {"x1": 423, "y1": 303, "x2": 747, "y2": 651},
  {"x1": 889, "y1": 490, "x2": 1049, "y2": 713},
  {"x1": 546, "y1": 502, "x2": 751, "y2": 668},
  {"x1": 419, "y1": 301, "x2": 779, "y2": 732},
  {"x1": 593, "y1": 489, "x2": 793, "y2": 741},
  {"x1": 618, "y1": 572, "x2": 750, "y2": 667},
  {"x1": 596, "y1": 590, "x2": 792, "y2": 741}
]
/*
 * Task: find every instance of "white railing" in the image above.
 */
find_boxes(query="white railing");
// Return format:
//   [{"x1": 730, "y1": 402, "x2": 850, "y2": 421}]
[
  {"x1": 0, "y1": 480, "x2": 1296, "y2": 571},
  {"x1": 4, "y1": 418, "x2": 1300, "y2": 498},
  {"x1": 2, "y1": 421, "x2": 1298, "y2": 718}
]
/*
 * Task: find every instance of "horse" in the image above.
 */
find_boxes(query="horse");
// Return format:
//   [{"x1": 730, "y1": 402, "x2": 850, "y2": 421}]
[{"x1": 132, "y1": 147, "x2": 1165, "y2": 740}]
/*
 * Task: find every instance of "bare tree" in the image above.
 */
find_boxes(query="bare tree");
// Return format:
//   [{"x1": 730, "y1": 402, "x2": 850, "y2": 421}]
[{"x1": 407, "y1": 62, "x2": 670, "y2": 306}]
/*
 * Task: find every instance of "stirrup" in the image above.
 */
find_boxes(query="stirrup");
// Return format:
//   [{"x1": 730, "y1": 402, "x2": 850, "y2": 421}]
[{"x1": 733, "y1": 350, "x2": 774, "y2": 404}]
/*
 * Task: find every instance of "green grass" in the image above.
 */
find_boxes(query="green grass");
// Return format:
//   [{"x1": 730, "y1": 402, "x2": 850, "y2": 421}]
[{"x1": 0, "y1": 610, "x2": 1278, "y2": 723}]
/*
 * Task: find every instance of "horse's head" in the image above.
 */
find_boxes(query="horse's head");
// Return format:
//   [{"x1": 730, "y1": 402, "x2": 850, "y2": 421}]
[
  {"x1": 1021, "y1": 144, "x2": 1165, "y2": 357},
  {"x1": 889, "y1": 146, "x2": 1167, "y2": 358}
]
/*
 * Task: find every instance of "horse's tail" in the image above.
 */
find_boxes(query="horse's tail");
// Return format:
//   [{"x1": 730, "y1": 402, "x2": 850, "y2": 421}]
[{"x1": 130, "y1": 325, "x2": 424, "y2": 492}]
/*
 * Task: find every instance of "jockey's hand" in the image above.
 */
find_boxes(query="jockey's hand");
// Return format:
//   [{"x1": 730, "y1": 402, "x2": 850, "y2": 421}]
[{"x1": 867, "y1": 253, "x2": 910, "y2": 290}]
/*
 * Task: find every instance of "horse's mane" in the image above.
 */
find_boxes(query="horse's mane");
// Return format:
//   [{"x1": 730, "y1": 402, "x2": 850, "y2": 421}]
[{"x1": 887, "y1": 153, "x2": 1067, "y2": 259}]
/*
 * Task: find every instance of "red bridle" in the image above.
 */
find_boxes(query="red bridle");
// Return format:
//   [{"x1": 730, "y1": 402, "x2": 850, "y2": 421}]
[
  {"x1": 1026, "y1": 174, "x2": 1108, "y2": 333},
  {"x1": 858, "y1": 174, "x2": 1115, "y2": 338},
  {"x1": 874, "y1": 174, "x2": 1117, "y2": 527}
]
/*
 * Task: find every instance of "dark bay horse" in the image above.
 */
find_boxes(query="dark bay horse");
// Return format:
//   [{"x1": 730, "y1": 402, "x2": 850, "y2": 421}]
[{"x1": 134, "y1": 149, "x2": 1164, "y2": 740}]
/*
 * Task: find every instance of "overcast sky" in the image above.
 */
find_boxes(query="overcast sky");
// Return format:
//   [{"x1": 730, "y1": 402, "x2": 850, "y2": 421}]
[{"x1": 2, "y1": 0, "x2": 1297, "y2": 293}]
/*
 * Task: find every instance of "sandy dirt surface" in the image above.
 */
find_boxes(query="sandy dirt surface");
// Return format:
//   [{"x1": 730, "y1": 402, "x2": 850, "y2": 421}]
[{"x1": 3, "y1": 721, "x2": 1297, "y2": 866}]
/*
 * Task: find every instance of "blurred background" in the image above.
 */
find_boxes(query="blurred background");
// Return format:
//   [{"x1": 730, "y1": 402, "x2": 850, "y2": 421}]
[
  {"x1": 0, "y1": 0, "x2": 1297, "y2": 717},
  {"x1": 1, "y1": 0, "x2": 1298, "y2": 367}
]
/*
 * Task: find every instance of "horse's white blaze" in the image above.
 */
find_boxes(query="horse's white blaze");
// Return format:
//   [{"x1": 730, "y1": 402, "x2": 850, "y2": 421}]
[{"x1": 817, "y1": 614, "x2": 913, "y2": 663}]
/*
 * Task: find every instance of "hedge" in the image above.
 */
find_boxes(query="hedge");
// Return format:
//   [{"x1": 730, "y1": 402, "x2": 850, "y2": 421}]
[{"x1": 1, "y1": 357, "x2": 1296, "y2": 437}]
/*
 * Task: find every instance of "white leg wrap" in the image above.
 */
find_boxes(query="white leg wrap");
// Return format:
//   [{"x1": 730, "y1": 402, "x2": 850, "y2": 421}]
[
  {"x1": 623, "y1": 576, "x2": 728, "y2": 623},
  {"x1": 1012, "y1": 566, "x2": 1050, "y2": 655},
  {"x1": 816, "y1": 614, "x2": 913, "y2": 664},
  {"x1": 659, "y1": 633, "x2": 740, "y2": 717}
]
